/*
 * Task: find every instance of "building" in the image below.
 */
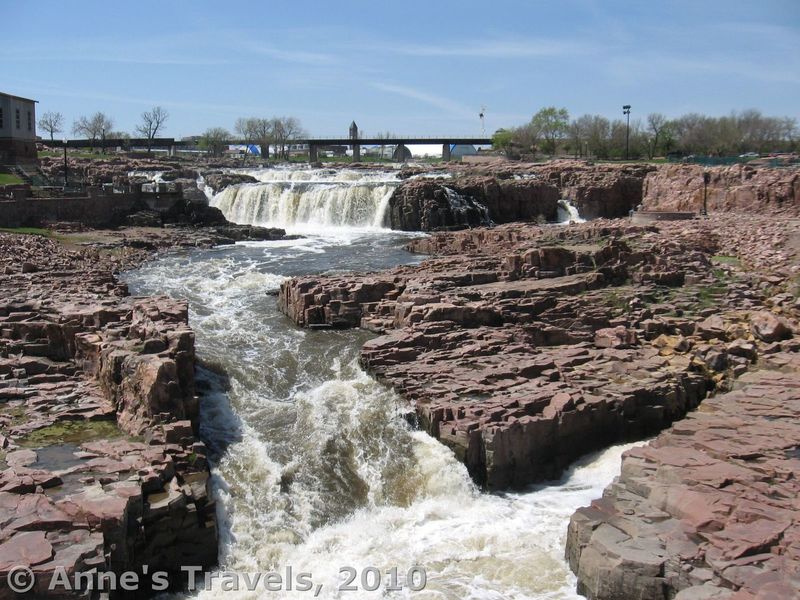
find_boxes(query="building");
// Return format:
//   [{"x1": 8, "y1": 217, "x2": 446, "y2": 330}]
[{"x1": 0, "y1": 92, "x2": 38, "y2": 164}]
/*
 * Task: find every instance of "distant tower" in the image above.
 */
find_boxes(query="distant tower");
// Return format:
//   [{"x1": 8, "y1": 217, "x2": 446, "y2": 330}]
[
  {"x1": 479, "y1": 105, "x2": 486, "y2": 136},
  {"x1": 349, "y1": 121, "x2": 360, "y2": 162}
]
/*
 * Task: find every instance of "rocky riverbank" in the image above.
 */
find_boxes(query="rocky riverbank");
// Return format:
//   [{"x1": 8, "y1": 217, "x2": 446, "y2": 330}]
[
  {"x1": 279, "y1": 212, "x2": 799, "y2": 595},
  {"x1": 0, "y1": 223, "x2": 289, "y2": 598}
]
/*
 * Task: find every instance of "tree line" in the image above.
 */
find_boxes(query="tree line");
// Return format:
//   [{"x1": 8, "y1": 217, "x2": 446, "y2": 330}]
[
  {"x1": 493, "y1": 107, "x2": 799, "y2": 160},
  {"x1": 37, "y1": 107, "x2": 307, "y2": 158},
  {"x1": 201, "y1": 116, "x2": 307, "y2": 159}
]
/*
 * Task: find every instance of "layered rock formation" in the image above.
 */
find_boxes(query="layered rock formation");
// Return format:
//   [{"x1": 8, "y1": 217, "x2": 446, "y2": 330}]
[
  {"x1": 389, "y1": 161, "x2": 657, "y2": 231},
  {"x1": 388, "y1": 176, "x2": 559, "y2": 230},
  {"x1": 566, "y1": 349, "x2": 800, "y2": 599},
  {"x1": 280, "y1": 215, "x2": 799, "y2": 492},
  {"x1": 0, "y1": 233, "x2": 219, "y2": 597},
  {"x1": 642, "y1": 163, "x2": 800, "y2": 215}
]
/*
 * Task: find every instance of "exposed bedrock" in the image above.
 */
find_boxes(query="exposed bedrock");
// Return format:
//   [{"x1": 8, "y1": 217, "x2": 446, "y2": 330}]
[
  {"x1": 387, "y1": 176, "x2": 560, "y2": 231},
  {"x1": 279, "y1": 215, "x2": 799, "y2": 490},
  {"x1": 388, "y1": 162, "x2": 659, "y2": 231},
  {"x1": 566, "y1": 353, "x2": 800, "y2": 600},
  {"x1": 642, "y1": 163, "x2": 800, "y2": 214},
  {"x1": 0, "y1": 233, "x2": 217, "y2": 598}
]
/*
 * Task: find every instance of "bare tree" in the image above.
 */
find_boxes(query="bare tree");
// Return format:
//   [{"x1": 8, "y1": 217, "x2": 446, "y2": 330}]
[
  {"x1": 645, "y1": 113, "x2": 668, "y2": 159},
  {"x1": 199, "y1": 127, "x2": 230, "y2": 157},
  {"x1": 271, "y1": 117, "x2": 306, "y2": 160},
  {"x1": 38, "y1": 111, "x2": 64, "y2": 141},
  {"x1": 249, "y1": 118, "x2": 273, "y2": 160},
  {"x1": 72, "y1": 112, "x2": 114, "y2": 151},
  {"x1": 135, "y1": 106, "x2": 169, "y2": 153},
  {"x1": 233, "y1": 117, "x2": 258, "y2": 161}
]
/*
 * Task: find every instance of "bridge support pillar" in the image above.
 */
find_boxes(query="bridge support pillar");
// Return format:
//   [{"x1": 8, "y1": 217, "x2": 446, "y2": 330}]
[
  {"x1": 393, "y1": 143, "x2": 409, "y2": 162},
  {"x1": 352, "y1": 144, "x2": 361, "y2": 162},
  {"x1": 442, "y1": 143, "x2": 451, "y2": 162},
  {"x1": 309, "y1": 144, "x2": 319, "y2": 163},
  {"x1": 260, "y1": 144, "x2": 270, "y2": 160},
  {"x1": 169, "y1": 145, "x2": 175, "y2": 157}
]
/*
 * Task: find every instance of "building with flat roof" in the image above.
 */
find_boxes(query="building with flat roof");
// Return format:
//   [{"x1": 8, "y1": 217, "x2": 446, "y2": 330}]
[{"x1": 0, "y1": 92, "x2": 38, "y2": 164}]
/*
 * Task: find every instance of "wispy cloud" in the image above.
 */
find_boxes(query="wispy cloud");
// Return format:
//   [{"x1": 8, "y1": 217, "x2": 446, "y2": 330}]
[
  {"x1": 395, "y1": 38, "x2": 590, "y2": 58},
  {"x1": 370, "y1": 83, "x2": 474, "y2": 119},
  {"x1": 230, "y1": 39, "x2": 337, "y2": 66}
]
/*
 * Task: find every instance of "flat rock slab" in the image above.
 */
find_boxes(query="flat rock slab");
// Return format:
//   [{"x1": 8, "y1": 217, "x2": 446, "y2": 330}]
[{"x1": 566, "y1": 357, "x2": 800, "y2": 599}]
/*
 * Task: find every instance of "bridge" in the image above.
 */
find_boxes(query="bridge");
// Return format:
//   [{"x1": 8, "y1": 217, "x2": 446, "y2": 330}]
[{"x1": 48, "y1": 135, "x2": 493, "y2": 162}]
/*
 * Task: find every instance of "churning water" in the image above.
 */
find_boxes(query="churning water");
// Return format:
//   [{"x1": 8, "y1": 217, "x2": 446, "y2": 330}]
[
  {"x1": 210, "y1": 168, "x2": 399, "y2": 230},
  {"x1": 124, "y1": 169, "x2": 622, "y2": 599}
]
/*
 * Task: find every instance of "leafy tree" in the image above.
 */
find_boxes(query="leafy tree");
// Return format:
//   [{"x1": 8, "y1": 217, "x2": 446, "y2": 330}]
[
  {"x1": 135, "y1": 106, "x2": 169, "y2": 153},
  {"x1": 531, "y1": 107, "x2": 569, "y2": 156},
  {"x1": 492, "y1": 129, "x2": 516, "y2": 158},
  {"x1": 199, "y1": 127, "x2": 230, "y2": 157},
  {"x1": 38, "y1": 111, "x2": 64, "y2": 141}
]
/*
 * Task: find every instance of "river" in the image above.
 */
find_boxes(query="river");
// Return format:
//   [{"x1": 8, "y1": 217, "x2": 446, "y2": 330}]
[{"x1": 124, "y1": 167, "x2": 632, "y2": 599}]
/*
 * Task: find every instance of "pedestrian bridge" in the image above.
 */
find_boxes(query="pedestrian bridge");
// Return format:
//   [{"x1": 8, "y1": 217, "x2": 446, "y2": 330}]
[{"x1": 53, "y1": 136, "x2": 494, "y2": 162}]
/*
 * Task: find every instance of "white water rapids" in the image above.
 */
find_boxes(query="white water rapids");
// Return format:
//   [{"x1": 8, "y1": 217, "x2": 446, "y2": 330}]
[
  {"x1": 210, "y1": 168, "x2": 398, "y2": 230},
  {"x1": 123, "y1": 168, "x2": 605, "y2": 599}
]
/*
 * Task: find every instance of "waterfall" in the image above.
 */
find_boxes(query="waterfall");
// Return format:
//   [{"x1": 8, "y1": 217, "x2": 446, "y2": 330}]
[
  {"x1": 210, "y1": 168, "x2": 399, "y2": 230},
  {"x1": 558, "y1": 198, "x2": 586, "y2": 224},
  {"x1": 443, "y1": 187, "x2": 493, "y2": 227}
]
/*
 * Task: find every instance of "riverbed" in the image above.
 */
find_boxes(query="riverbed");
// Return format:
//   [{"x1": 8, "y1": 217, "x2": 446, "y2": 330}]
[{"x1": 124, "y1": 168, "x2": 633, "y2": 599}]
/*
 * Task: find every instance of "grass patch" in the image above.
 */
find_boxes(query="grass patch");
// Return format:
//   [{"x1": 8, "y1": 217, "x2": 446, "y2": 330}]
[
  {"x1": 711, "y1": 255, "x2": 741, "y2": 267},
  {"x1": 19, "y1": 420, "x2": 124, "y2": 447},
  {"x1": 0, "y1": 227, "x2": 52, "y2": 237},
  {"x1": 0, "y1": 173, "x2": 24, "y2": 185}
]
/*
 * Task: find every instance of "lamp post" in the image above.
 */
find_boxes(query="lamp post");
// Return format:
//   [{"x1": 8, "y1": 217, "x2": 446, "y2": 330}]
[
  {"x1": 622, "y1": 105, "x2": 631, "y2": 161},
  {"x1": 63, "y1": 139, "x2": 68, "y2": 188},
  {"x1": 702, "y1": 171, "x2": 710, "y2": 216}
]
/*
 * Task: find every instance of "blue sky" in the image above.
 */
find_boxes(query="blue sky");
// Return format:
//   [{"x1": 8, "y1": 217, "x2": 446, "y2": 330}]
[{"x1": 4, "y1": 1, "x2": 799, "y2": 138}]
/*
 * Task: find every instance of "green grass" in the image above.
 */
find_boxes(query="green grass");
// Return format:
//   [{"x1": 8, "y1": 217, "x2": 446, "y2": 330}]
[
  {"x1": 711, "y1": 254, "x2": 741, "y2": 267},
  {"x1": 0, "y1": 227, "x2": 52, "y2": 237},
  {"x1": 0, "y1": 173, "x2": 23, "y2": 185},
  {"x1": 20, "y1": 420, "x2": 123, "y2": 447}
]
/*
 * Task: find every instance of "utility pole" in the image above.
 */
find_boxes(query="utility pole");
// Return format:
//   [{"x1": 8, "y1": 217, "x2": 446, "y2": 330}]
[{"x1": 622, "y1": 105, "x2": 631, "y2": 161}]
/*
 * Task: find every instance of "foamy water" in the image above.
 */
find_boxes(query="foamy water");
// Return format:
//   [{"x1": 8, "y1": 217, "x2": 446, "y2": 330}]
[{"x1": 125, "y1": 225, "x2": 629, "y2": 600}]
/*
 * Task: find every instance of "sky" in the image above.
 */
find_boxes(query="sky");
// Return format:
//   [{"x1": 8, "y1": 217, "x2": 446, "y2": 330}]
[{"x1": 3, "y1": 1, "x2": 799, "y2": 139}]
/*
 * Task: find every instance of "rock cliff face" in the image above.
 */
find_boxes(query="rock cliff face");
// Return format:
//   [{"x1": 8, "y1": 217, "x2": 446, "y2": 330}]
[
  {"x1": 280, "y1": 215, "x2": 799, "y2": 492},
  {"x1": 388, "y1": 161, "x2": 656, "y2": 231},
  {"x1": 642, "y1": 163, "x2": 800, "y2": 214},
  {"x1": 0, "y1": 233, "x2": 218, "y2": 598},
  {"x1": 387, "y1": 176, "x2": 559, "y2": 231}
]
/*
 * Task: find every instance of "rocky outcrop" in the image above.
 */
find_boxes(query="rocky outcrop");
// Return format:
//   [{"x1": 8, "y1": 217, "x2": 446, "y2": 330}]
[
  {"x1": 280, "y1": 214, "x2": 800, "y2": 490},
  {"x1": 0, "y1": 232, "x2": 218, "y2": 597},
  {"x1": 388, "y1": 176, "x2": 560, "y2": 231},
  {"x1": 566, "y1": 349, "x2": 800, "y2": 600},
  {"x1": 202, "y1": 172, "x2": 258, "y2": 194},
  {"x1": 642, "y1": 163, "x2": 800, "y2": 214},
  {"x1": 395, "y1": 160, "x2": 656, "y2": 225}
]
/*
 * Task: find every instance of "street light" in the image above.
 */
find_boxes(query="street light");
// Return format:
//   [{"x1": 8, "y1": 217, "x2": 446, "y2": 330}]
[{"x1": 622, "y1": 105, "x2": 631, "y2": 161}]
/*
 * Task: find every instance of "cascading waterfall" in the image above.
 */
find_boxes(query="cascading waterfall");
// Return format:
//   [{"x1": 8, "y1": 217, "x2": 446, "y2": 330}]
[
  {"x1": 124, "y1": 220, "x2": 638, "y2": 600},
  {"x1": 557, "y1": 198, "x2": 586, "y2": 224},
  {"x1": 210, "y1": 168, "x2": 399, "y2": 230}
]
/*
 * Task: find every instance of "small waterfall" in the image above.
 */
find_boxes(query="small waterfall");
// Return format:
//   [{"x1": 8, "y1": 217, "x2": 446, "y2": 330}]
[
  {"x1": 210, "y1": 168, "x2": 398, "y2": 230},
  {"x1": 443, "y1": 187, "x2": 493, "y2": 227},
  {"x1": 558, "y1": 198, "x2": 586, "y2": 224}
]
